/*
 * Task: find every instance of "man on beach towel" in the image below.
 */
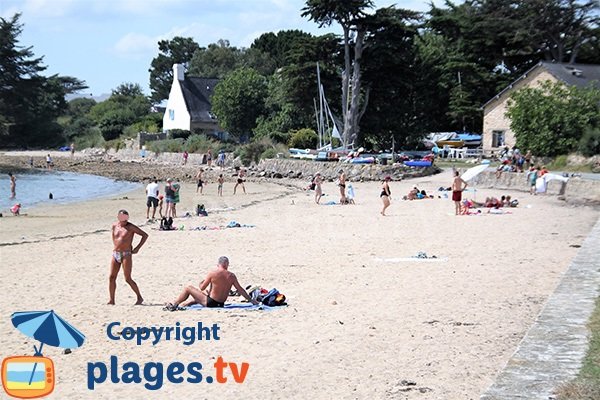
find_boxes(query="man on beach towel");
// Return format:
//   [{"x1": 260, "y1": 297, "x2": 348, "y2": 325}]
[{"x1": 165, "y1": 256, "x2": 258, "y2": 310}]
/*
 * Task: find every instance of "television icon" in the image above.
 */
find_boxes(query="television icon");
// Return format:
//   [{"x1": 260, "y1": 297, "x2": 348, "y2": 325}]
[{"x1": 1, "y1": 356, "x2": 54, "y2": 399}]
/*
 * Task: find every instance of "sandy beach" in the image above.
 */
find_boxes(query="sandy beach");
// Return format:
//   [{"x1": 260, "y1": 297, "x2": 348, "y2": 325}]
[{"x1": 1, "y1": 162, "x2": 598, "y2": 399}]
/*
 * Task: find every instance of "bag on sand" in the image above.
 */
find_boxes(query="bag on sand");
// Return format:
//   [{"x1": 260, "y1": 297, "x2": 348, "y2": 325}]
[{"x1": 261, "y1": 288, "x2": 287, "y2": 307}]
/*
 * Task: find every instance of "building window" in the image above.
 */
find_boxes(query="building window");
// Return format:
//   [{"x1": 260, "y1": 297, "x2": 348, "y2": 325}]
[
  {"x1": 169, "y1": 109, "x2": 175, "y2": 120},
  {"x1": 492, "y1": 130, "x2": 505, "y2": 147}
]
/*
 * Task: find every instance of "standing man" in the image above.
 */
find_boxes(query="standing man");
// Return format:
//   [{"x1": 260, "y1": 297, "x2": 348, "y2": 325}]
[
  {"x1": 46, "y1": 154, "x2": 52, "y2": 170},
  {"x1": 108, "y1": 210, "x2": 148, "y2": 305},
  {"x1": 145, "y1": 178, "x2": 160, "y2": 220},
  {"x1": 452, "y1": 171, "x2": 468, "y2": 216},
  {"x1": 8, "y1": 172, "x2": 16, "y2": 199},
  {"x1": 70, "y1": 142, "x2": 75, "y2": 157}
]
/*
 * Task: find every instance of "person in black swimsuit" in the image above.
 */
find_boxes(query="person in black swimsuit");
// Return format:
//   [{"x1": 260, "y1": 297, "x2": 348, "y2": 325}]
[
  {"x1": 165, "y1": 256, "x2": 259, "y2": 310},
  {"x1": 233, "y1": 169, "x2": 246, "y2": 194},
  {"x1": 380, "y1": 176, "x2": 391, "y2": 216}
]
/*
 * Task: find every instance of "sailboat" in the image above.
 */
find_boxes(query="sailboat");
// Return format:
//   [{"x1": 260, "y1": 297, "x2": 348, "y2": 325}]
[{"x1": 289, "y1": 63, "x2": 343, "y2": 161}]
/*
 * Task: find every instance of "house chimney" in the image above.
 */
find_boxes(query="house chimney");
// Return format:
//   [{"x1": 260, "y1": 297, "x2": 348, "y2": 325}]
[{"x1": 173, "y1": 64, "x2": 185, "y2": 82}]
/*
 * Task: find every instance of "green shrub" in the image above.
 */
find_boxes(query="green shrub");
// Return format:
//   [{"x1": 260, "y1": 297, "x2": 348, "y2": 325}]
[
  {"x1": 261, "y1": 147, "x2": 277, "y2": 159},
  {"x1": 123, "y1": 119, "x2": 160, "y2": 138},
  {"x1": 104, "y1": 138, "x2": 124, "y2": 151},
  {"x1": 552, "y1": 154, "x2": 568, "y2": 169},
  {"x1": 288, "y1": 128, "x2": 317, "y2": 149},
  {"x1": 578, "y1": 127, "x2": 600, "y2": 157},
  {"x1": 185, "y1": 134, "x2": 218, "y2": 153},
  {"x1": 238, "y1": 137, "x2": 282, "y2": 165},
  {"x1": 74, "y1": 128, "x2": 104, "y2": 149},
  {"x1": 147, "y1": 138, "x2": 185, "y2": 154},
  {"x1": 168, "y1": 129, "x2": 191, "y2": 140}
]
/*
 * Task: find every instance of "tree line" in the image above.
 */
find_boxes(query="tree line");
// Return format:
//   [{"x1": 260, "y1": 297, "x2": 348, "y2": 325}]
[{"x1": 1, "y1": 1, "x2": 599, "y2": 154}]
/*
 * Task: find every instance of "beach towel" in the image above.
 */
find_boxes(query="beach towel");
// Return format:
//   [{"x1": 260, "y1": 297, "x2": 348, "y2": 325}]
[
  {"x1": 536, "y1": 173, "x2": 569, "y2": 193},
  {"x1": 375, "y1": 257, "x2": 448, "y2": 263},
  {"x1": 183, "y1": 303, "x2": 274, "y2": 310}
]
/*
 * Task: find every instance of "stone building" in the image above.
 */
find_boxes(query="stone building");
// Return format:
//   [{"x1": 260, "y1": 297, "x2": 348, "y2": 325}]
[{"x1": 482, "y1": 62, "x2": 600, "y2": 152}]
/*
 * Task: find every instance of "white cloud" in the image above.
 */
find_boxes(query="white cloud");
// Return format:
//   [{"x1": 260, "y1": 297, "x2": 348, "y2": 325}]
[
  {"x1": 161, "y1": 22, "x2": 235, "y2": 46},
  {"x1": 113, "y1": 32, "x2": 157, "y2": 59},
  {"x1": 4, "y1": 0, "x2": 79, "y2": 18}
]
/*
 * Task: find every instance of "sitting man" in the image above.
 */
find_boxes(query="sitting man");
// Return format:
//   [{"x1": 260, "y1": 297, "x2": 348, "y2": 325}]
[{"x1": 166, "y1": 256, "x2": 258, "y2": 310}]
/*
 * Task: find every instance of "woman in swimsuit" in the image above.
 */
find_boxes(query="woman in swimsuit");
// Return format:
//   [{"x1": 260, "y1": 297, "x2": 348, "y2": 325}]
[
  {"x1": 380, "y1": 176, "x2": 391, "y2": 216},
  {"x1": 314, "y1": 173, "x2": 323, "y2": 204},
  {"x1": 338, "y1": 169, "x2": 347, "y2": 204},
  {"x1": 233, "y1": 169, "x2": 246, "y2": 194}
]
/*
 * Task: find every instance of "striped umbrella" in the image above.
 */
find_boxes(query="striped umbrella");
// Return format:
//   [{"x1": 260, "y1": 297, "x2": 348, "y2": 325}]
[
  {"x1": 11, "y1": 310, "x2": 85, "y2": 353},
  {"x1": 11, "y1": 310, "x2": 85, "y2": 385}
]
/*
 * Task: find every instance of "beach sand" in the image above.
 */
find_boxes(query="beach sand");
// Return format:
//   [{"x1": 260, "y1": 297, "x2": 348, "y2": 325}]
[{"x1": 0, "y1": 168, "x2": 598, "y2": 399}]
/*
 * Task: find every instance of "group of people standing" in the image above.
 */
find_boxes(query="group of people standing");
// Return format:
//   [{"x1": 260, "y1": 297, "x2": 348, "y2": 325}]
[
  {"x1": 144, "y1": 178, "x2": 179, "y2": 221},
  {"x1": 144, "y1": 169, "x2": 249, "y2": 220}
]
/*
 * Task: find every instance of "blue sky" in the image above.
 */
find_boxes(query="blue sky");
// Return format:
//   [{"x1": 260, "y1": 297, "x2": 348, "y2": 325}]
[{"x1": 1, "y1": 0, "x2": 451, "y2": 98}]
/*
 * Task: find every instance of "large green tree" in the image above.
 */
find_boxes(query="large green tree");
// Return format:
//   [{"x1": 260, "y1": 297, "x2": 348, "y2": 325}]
[
  {"x1": 253, "y1": 32, "x2": 340, "y2": 144},
  {"x1": 302, "y1": 0, "x2": 374, "y2": 148},
  {"x1": 0, "y1": 13, "x2": 86, "y2": 147},
  {"x1": 89, "y1": 83, "x2": 151, "y2": 141},
  {"x1": 359, "y1": 7, "x2": 422, "y2": 148},
  {"x1": 211, "y1": 67, "x2": 268, "y2": 140},
  {"x1": 506, "y1": 81, "x2": 600, "y2": 156},
  {"x1": 188, "y1": 39, "x2": 242, "y2": 78},
  {"x1": 149, "y1": 37, "x2": 199, "y2": 102}
]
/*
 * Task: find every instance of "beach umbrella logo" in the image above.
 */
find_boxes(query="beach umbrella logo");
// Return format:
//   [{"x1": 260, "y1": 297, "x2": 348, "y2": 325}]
[{"x1": 2, "y1": 310, "x2": 85, "y2": 399}]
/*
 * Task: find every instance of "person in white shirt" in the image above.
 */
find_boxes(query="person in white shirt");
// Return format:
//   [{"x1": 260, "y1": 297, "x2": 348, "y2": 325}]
[{"x1": 145, "y1": 178, "x2": 160, "y2": 220}]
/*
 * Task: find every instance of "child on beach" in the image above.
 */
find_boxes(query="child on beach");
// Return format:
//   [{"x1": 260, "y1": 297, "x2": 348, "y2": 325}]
[
  {"x1": 158, "y1": 195, "x2": 164, "y2": 218},
  {"x1": 10, "y1": 203, "x2": 21, "y2": 216},
  {"x1": 527, "y1": 166, "x2": 538, "y2": 195},
  {"x1": 218, "y1": 174, "x2": 224, "y2": 196}
]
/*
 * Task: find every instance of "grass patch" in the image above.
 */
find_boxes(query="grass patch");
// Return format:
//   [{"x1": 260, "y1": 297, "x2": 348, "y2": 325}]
[{"x1": 555, "y1": 296, "x2": 600, "y2": 399}]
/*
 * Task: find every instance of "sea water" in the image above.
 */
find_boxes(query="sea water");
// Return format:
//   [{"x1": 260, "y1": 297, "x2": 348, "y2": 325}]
[{"x1": 0, "y1": 169, "x2": 140, "y2": 213}]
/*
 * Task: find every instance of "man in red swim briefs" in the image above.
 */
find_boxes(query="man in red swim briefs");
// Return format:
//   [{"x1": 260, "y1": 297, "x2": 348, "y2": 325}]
[{"x1": 451, "y1": 171, "x2": 468, "y2": 216}]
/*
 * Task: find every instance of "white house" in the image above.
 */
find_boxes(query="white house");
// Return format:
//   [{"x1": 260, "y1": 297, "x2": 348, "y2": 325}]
[
  {"x1": 162, "y1": 64, "x2": 221, "y2": 133},
  {"x1": 482, "y1": 61, "x2": 600, "y2": 152}
]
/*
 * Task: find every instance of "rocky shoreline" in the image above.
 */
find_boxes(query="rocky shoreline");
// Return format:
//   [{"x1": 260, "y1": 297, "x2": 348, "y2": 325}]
[{"x1": 0, "y1": 153, "x2": 441, "y2": 185}]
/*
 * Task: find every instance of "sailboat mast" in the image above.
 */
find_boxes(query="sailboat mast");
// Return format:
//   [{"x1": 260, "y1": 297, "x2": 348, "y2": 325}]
[{"x1": 317, "y1": 62, "x2": 325, "y2": 150}]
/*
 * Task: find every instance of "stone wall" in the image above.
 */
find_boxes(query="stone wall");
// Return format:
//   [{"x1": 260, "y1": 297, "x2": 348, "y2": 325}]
[
  {"x1": 253, "y1": 159, "x2": 441, "y2": 181},
  {"x1": 471, "y1": 171, "x2": 600, "y2": 206}
]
